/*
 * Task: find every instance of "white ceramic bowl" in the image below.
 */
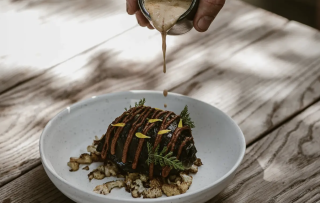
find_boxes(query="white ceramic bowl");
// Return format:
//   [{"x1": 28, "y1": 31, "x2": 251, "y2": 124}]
[{"x1": 40, "y1": 91, "x2": 246, "y2": 203}]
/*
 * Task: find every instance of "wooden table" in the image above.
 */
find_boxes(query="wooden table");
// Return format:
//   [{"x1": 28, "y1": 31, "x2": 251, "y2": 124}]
[{"x1": 1, "y1": 0, "x2": 320, "y2": 202}]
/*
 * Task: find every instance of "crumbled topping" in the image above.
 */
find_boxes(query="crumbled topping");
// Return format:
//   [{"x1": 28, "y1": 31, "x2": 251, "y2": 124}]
[
  {"x1": 67, "y1": 161, "x2": 79, "y2": 171},
  {"x1": 123, "y1": 174, "x2": 163, "y2": 198},
  {"x1": 91, "y1": 153, "x2": 103, "y2": 162},
  {"x1": 189, "y1": 164, "x2": 198, "y2": 173},
  {"x1": 87, "y1": 160, "x2": 120, "y2": 181},
  {"x1": 176, "y1": 181, "x2": 189, "y2": 193},
  {"x1": 87, "y1": 145, "x2": 98, "y2": 154},
  {"x1": 130, "y1": 179, "x2": 145, "y2": 198},
  {"x1": 104, "y1": 160, "x2": 119, "y2": 177},
  {"x1": 88, "y1": 168, "x2": 105, "y2": 181},
  {"x1": 127, "y1": 173, "x2": 140, "y2": 181},
  {"x1": 69, "y1": 141, "x2": 202, "y2": 199},
  {"x1": 70, "y1": 153, "x2": 92, "y2": 164},
  {"x1": 180, "y1": 172, "x2": 193, "y2": 186},
  {"x1": 150, "y1": 178, "x2": 162, "y2": 188},
  {"x1": 139, "y1": 174, "x2": 149, "y2": 182},
  {"x1": 194, "y1": 158, "x2": 203, "y2": 166},
  {"x1": 162, "y1": 184, "x2": 181, "y2": 197},
  {"x1": 125, "y1": 177, "x2": 133, "y2": 192},
  {"x1": 143, "y1": 187, "x2": 162, "y2": 198},
  {"x1": 93, "y1": 180, "x2": 125, "y2": 195},
  {"x1": 93, "y1": 184, "x2": 109, "y2": 195},
  {"x1": 161, "y1": 172, "x2": 193, "y2": 197}
]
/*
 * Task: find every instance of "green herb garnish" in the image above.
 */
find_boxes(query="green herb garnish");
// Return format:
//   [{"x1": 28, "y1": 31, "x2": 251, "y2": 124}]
[
  {"x1": 180, "y1": 105, "x2": 195, "y2": 128},
  {"x1": 135, "y1": 98, "x2": 146, "y2": 107},
  {"x1": 146, "y1": 142, "x2": 185, "y2": 171},
  {"x1": 125, "y1": 98, "x2": 146, "y2": 111}
]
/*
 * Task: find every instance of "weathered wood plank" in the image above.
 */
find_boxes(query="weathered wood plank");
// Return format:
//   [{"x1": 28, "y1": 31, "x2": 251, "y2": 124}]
[
  {"x1": 0, "y1": 0, "x2": 287, "y2": 187},
  {"x1": 0, "y1": 165, "x2": 74, "y2": 203},
  {"x1": 0, "y1": 0, "x2": 137, "y2": 93},
  {"x1": 173, "y1": 21, "x2": 320, "y2": 145},
  {"x1": 2, "y1": 92, "x2": 320, "y2": 203},
  {"x1": 209, "y1": 102, "x2": 320, "y2": 202}
]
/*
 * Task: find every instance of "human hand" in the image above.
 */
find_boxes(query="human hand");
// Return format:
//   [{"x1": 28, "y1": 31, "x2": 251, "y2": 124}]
[{"x1": 126, "y1": 0, "x2": 225, "y2": 32}]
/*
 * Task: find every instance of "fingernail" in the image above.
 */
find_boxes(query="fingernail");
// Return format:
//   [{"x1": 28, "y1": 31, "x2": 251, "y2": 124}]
[{"x1": 197, "y1": 16, "x2": 214, "y2": 31}]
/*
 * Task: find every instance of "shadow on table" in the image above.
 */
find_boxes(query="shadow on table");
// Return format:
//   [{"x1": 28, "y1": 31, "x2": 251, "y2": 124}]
[{"x1": 1, "y1": 2, "x2": 320, "y2": 201}]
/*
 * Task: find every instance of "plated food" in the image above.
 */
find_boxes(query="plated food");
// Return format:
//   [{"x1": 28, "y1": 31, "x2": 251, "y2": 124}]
[{"x1": 68, "y1": 98, "x2": 202, "y2": 198}]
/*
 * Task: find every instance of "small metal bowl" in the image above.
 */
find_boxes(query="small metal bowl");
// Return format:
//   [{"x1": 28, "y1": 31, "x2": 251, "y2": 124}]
[{"x1": 138, "y1": 0, "x2": 199, "y2": 35}]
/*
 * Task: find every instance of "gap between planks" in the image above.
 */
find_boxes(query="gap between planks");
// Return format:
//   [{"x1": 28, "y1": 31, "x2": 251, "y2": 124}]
[
  {"x1": 171, "y1": 20, "x2": 320, "y2": 146},
  {"x1": 0, "y1": 25, "x2": 137, "y2": 96},
  {"x1": 0, "y1": 0, "x2": 288, "y2": 187},
  {"x1": 209, "y1": 101, "x2": 320, "y2": 202},
  {"x1": 0, "y1": 27, "x2": 285, "y2": 189},
  {"x1": 246, "y1": 95, "x2": 320, "y2": 148},
  {"x1": 0, "y1": 0, "x2": 137, "y2": 94},
  {"x1": 2, "y1": 100, "x2": 320, "y2": 202}
]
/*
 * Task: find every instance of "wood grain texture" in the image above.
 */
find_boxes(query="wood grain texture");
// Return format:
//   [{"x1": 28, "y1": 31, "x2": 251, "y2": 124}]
[
  {"x1": 0, "y1": 0, "x2": 287, "y2": 187},
  {"x1": 2, "y1": 92, "x2": 320, "y2": 203},
  {"x1": 0, "y1": 165, "x2": 74, "y2": 203},
  {"x1": 173, "y1": 21, "x2": 320, "y2": 145},
  {"x1": 0, "y1": 0, "x2": 137, "y2": 93},
  {"x1": 209, "y1": 102, "x2": 320, "y2": 203}
]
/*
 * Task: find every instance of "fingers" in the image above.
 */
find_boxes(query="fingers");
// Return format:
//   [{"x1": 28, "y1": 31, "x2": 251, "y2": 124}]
[
  {"x1": 194, "y1": 0, "x2": 225, "y2": 32},
  {"x1": 127, "y1": 0, "x2": 154, "y2": 29},
  {"x1": 126, "y1": 0, "x2": 139, "y2": 15},
  {"x1": 147, "y1": 23, "x2": 154, "y2": 30},
  {"x1": 136, "y1": 10, "x2": 154, "y2": 29}
]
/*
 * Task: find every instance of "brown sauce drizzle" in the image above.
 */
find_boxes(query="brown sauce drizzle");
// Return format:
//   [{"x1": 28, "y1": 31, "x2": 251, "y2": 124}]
[
  {"x1": 163, "y1": 89, "x2": 168, "y2": 97},
  {"x1": 159, "y1": 112, "x2": 173, "y2": 129},
  {"x1": 101, "y1": 106, "x2": 143, "y2": 159},
  {"x1": 152, "y1": 112, "x2": 173, "y2": 153},
  {"x1": 164, "y1": 115, "x2": 180, "y2": 129},
  {"x1": 101, "y1": 113, "x2": 127, "y2": 159},
  {"x1": 161, "y1": 126, "x2": 191, "y2": 177},
  {"x1": 110, "y1": 107, "x2": 145, "y2": 155},
  {"x1": 132, "y1": 121, "x2": 155, "y2": 169},
  {"x1": 122, "y1": 107, "x2": 153, "y2": 169},
  {"x1": 165, "y1": 126, "x2": 190, "y2": 154},
  {"x1": 121, "y1": 107, "x2": 152, "y2": 163},
  {"x1": 100, "y1": 106, "x2": 193, "y2": 179},
  {"x1": 162, "y1": 31, "x2": 167, "y2": 74},
  {"x1": 149, "y1": 163, "x2": 155, "y2": 180},
  {"x1": 162, "y1": 166, "x2": 171, "y2": 178},
  {"x1": 177, "y1": 137, "x2": 193, "y2": 159},
  {"x1": 131, "y1": 110, "x2": 164, "y2": 168},
  {"x1": 163, "y1": 137, "x2": 194, "y2": 177}
]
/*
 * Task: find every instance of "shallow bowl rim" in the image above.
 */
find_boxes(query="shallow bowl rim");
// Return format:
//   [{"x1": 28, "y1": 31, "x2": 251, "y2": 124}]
[{"x1": 39, "y1": 90, "x2": 246, "y2": 202}]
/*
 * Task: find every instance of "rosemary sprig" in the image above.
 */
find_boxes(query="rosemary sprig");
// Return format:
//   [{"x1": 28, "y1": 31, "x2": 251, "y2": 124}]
[
  {"x1": 146, "y1": 142, "x2": 185, "y2": 171},
  {"x1": 125, "y1": 98, "x2": 146, "y2": 111},
  {"x1": 180, "y1": 105, "x2": 195, "y2": 128},
  {"x1": 135, "y1": 98, "x2": 146, "y2": 107}
]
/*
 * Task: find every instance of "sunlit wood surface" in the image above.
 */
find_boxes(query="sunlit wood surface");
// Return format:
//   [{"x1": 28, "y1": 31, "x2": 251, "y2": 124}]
[{"x1": 1, "y1": 0, "x2": 320, "y2": 202}]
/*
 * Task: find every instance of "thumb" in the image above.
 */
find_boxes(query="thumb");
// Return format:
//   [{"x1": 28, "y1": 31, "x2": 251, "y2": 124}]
[{"x1": 194, "y1": 0, "x2": 225, "y2": 32}]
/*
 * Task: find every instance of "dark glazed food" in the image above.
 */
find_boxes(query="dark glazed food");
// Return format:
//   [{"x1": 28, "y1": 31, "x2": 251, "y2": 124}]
[
  {"x1": 95, "y1": 103, "x2": 197, "y2": 179},
  {"x1": 68, "y1": 99, "x2": 202, "y2": 198}
]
